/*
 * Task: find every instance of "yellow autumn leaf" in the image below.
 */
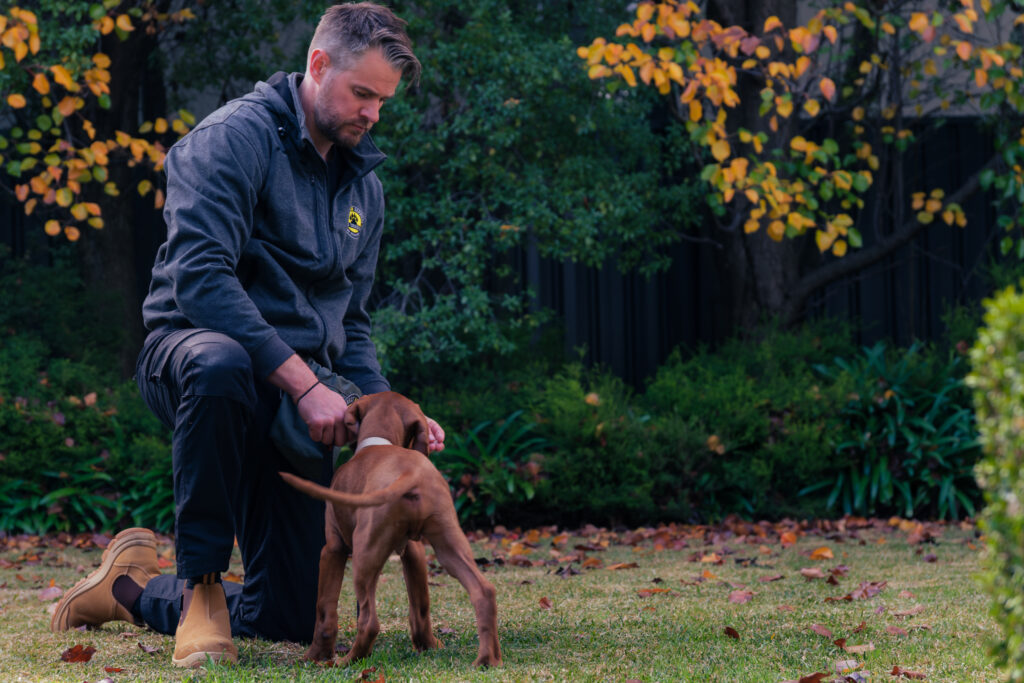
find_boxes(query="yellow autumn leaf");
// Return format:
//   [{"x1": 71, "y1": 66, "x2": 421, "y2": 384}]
[
  {"x1": 711, "y1": 140, "x2": 731, "y2": 162},
  {"x1": 824, "y1": 25, "x2": 838, "y2": 44},
  {"x1": 7, "y1": 93, "x2": 26, "y2": 108},
  {"x1": 767, "y1": 220, "x2": 786, "y2": 241},
  {"x1": 14, "y1": 40, "x2": 27, "y2": 63},
  {"x1": 975, "y1": 68, "x2": 987, "y2": 87},
  {"x1": 55, "y1": 187, "x2": 73, "y2": 207},
  {"x1": 815, "y1": 229, "x2": 835, "y2": 252},
  {"x1": 744, "y1": 189, "x2": 759, "y2": 204},
  {"x1": 925, "y1": 198, "x2": 943, "y2": 213},
  {"x1": 776, "y1": 99, "x2": 793, "y2": 118},
  {"x1": 744, "y1": 218, "x2": 760, "y2": 234},
  {"x1": 832, "y1": 239, "x2": 847, "y2": 257},
  {"x1": 44, "y1": 220, "x2": 61, "y2": 236},
  {"x1": 804, "y1": 98, "x2": 821, "y2": 117},
  {"x1": 689, "y1": 99, "x2": 702, "y2": 122},
  {"x1": 917, "y1": 211, "x2": 935, "y2": 224},
  {"x1": 64, "y1": 226, "x2": 81, "y2": 241},
  {"x1": 115, "y1": 14, "x2": 134, "y2": 32},
  {"x1": 909, "y1": 12, "x2": 930, "y2": 34},
  {"x1": 88, "y1": 217, "x2": 104, "y2": 229},
  {"x1": 138, "y1": 179, "x2": 153, "y2": 196},
  {"x1": 92, "y1": 52, "x2": 111, "y2": 68},
  {"x1": 50, "y1": 64, "x2": 77, "y2": 91},
  {"x1": 70, "y1": 203, "x2": 89, "y2": 221},
  {"x1": 97, "y1": 15, "x2": 115, "y2": 34},
  {"x1": 911, "y1": 192, "x2": 926, "y2": 209},
  {"x1": 942, "y1": 209, "x2": 955, "y2": 225},
  {"x1": 764, "y1": 16, "x2": 783, "y2": 32}
]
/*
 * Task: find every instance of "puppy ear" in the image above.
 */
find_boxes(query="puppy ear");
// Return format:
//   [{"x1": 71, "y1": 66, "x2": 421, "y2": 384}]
[
  {"x1": 343, "y1": 397, "x2": 364, "y2": 438},
  {"x1": 399, "y1": 398, "x2": 430, "y2": 456},
  {"x1": 404, "y1": 416, "x2": 430, "y2": 456}
]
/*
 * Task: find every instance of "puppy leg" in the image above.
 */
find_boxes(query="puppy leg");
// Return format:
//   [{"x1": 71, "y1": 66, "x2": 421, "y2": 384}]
[
  {"x1": 399, "y1": 540, "x2": 438, "y2": 651},
  {"x1": 339, "y1": 523, "x2": 394, "y2": 665},
  {"x1": 305, "y1": 542, "x2": 350, "y2": 662},
  {"x1": 429, "y1": 524, "x2": 502, "y2": 667}
]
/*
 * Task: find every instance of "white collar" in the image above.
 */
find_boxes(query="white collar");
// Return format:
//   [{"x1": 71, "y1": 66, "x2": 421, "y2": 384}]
[{"x1": 355, "y1": 436, "x2": 393, "y2": 453}]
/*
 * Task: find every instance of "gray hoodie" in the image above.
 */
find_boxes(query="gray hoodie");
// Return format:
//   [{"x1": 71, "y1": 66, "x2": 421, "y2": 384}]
[{"x1": 142, "y1": 72, "x2": 390, "y2": 393}]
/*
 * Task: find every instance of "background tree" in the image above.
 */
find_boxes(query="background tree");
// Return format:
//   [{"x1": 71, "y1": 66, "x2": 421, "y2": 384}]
[{"x1": 579, "y1": 0, "x2": 1024, "y2": 332}]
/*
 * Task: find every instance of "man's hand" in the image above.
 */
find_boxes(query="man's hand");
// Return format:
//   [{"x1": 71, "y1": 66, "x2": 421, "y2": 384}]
[
  {"x1": 426, "y1": 417, "x2": 445, "y2": 453},
  {"x1": 268, "y1": 354, "x2": 352, "y2": 447},
  {"x1": 296, "y1": 382, "x2": 352, "y2": 446}
]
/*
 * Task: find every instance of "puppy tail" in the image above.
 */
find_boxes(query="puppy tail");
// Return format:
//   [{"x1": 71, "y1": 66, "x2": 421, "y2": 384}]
[{"x1": 279, "y1": 470, "x2": 414, "y2": 508}]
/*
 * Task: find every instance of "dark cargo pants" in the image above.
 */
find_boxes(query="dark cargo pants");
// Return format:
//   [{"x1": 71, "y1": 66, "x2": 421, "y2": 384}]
[{"x1": 134, "y1": 328, "x2": 330, "y2": 642}]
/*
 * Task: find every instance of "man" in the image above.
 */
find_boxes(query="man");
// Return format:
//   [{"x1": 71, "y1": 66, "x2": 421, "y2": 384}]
[{"x1": 50, "y1": 2, "x2": 441, "y2": 667}]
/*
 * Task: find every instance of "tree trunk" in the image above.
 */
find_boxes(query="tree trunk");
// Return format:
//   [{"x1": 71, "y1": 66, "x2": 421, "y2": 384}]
[
  {"x1": 707, "y1": 0, "x2": 801, "y2": 335},
  {"x1": 77, "y1": 17, "x2": 168, "y2": 378}
]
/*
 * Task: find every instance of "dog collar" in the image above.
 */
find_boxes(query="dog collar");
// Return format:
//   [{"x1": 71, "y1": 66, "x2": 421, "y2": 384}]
[{"x1": 355, "y1": 437, "x2": 393, "y2": 453}]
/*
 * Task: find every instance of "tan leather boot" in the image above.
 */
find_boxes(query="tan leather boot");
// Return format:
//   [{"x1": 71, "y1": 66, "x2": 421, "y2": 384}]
[
  {"x1": 172, "y1": 573, "x2": 238, "y2": 668},
  {"x1": 50, "y1": 527, "x2": 161, "y2": 631}
]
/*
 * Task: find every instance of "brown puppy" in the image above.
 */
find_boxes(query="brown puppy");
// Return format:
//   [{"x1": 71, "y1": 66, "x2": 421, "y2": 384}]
[{"x1": 279, "y1": 391, "x2": 501, "y2": 668}]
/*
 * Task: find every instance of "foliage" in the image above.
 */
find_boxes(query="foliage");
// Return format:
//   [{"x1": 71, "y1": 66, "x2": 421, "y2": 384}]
[
  {"x1": 578, "y1": 0, "x2": 1023, "y2": 255},
  {"x1": 809, "y1": 342, "x2": 981, "y2": 520},
  {"x1": 0, "y1": 2, "x2": 195, "y2": 241},
  {"x1": 642, "y1": 322, "x2": 856, "y2": 520},
  {"x1": 0, "y1": 255, "x2": 173, "y2": 533},
  {"x1": 369, "y1": 0, "x2": 701, "y2": 375},
  {"x1": 432, "y1": 410, "x2": 547, "y2": 526},
  {"x1": 968, "y1": 282, "x2": 1024, "y2": 681}
]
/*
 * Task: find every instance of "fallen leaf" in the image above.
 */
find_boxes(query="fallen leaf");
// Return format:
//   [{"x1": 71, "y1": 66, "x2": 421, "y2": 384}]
[
  {"x1": 843, "y1": 642, "x2": 876, "y2": 655},
  {"x1": 701, "y1": 553, "x2": 723, "y2": 564},
  {"x1": 606, "y1": 562, "x2": 639, "y2": 571},
  {"x1": 104, "y1": 667, "x2": 124, "y2": 673},
  {"x1": 810, "y1": 546, "x2": 834, "y2": 560},
  {"x1": 724, "y1": 626, "x2": 740, "y2": 639},
  {"x1": 852, "y1": 620, "x2": 867, "y2": 633},
  {"x1": 702, "y1": 569, "x2": 718, "y2": 580},
  {"x1": 60, "y1": 644, "x2": 96, "y2": 663},
  {"x1": 800, "y1": 567, "x2": 826, "y2": 580},
  {"x1": 835, "y1": 658, "x2": 861, "y2": 674},
  {"x1": 810, "y1": 623, "x2": 833, "y2": 638},
  {"x1": 39, "y1": 585, "x2": 63, "y2": 601},
  {"x1": 898, "y1": 590, "x2": 916, "y2": 599},
  {"x1": 781, "y1": 531, "x2": 798, "y2": 547},
  {"x1": 887, "y1": 625, "x2": 909, "y2": 636},
  {"x1": 759, "y1": 574, "x2": 785, "y2": 583},
  {"x1": 891, "y1": 664, "x2": 927, "y2": 679},
  {"x1": 777, "y1": 604, "x2": 796, "y2": 612},
  {"x1": 138, "y1": 642, "x2": 159, "y2": 654},
  {"x1": 729, "y1": 589, "x2": 755, "y2": 604},
  {"x1": 582, "y1": 556, "x2": 603, "y2": 569},
  {"x1": 538, "y1": 596, "x2": 553, "y2": 609},
  {"x1": 834, "y1": 637, "x2": 847, "y2": 648},
  {"x1": 637, "y1": 588, "x2": 672, "y2": 598}
]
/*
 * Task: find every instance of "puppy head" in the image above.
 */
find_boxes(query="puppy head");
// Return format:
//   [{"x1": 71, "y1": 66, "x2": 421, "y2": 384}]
[{"x1": 345, "y1": 391, "x2": 430, "y2": 456}]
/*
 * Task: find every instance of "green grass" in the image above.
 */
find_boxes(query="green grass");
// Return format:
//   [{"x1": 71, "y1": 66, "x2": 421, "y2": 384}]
[{"x1": 0, "y1": 520, "x2": 1002, "y2": 682}]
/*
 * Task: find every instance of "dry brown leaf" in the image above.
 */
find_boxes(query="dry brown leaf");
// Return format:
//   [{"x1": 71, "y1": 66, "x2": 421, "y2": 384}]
[
  {"x1": 729, "y1": 589, "x2": 755, "y2": 604},
  {"x1": 843, "y1": 642, "x2": 876, "y2": 655},
  {"x1": 60, "y1": 644, "x2": 96, "y2": 663},
  {"x1": 724, "y1": 626, "x2": 740, "y2": 639},
  {"x1": 893, "y1": 605, "x2": 926, "y2": 618},
  {"x1": 891, "y1": 665, "x2": 927, "y2": 679},
  {"x1": 809, "y1": 623, "x2": 833, "y2": 638},
  {"x1": 887, "y1": 625, "x2": 909, "y2": 636},
  {"x1": 606, "y1": 562, "x2": 639, "y2": 571},
  {"x1": 800, "y1": 567, "x2": 826, "y2": 580},
  {"x1": 759, "y1": 574, "x2": 785, "y2": 583},
  {"x1": 538, "y1": 596, "x2": 552, "y2": 609}
]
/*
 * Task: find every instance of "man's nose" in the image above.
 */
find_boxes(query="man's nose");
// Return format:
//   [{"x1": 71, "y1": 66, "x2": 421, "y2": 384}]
[{"x1": 361, "y1": 102, "x2": 382, "y2": 123}]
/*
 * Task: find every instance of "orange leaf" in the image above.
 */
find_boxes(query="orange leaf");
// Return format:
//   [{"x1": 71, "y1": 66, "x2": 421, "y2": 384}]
[
  {"x1": 819, "y1": 77, "x2": 836, "y2": 101},
  {"x1": 729, "y1": 589, "x2": 754, "y2": 604},
  {"x1": 607, "y1": 562, "x2": 639, "y2": 570},
  {"x1": 538, "y1": 596, "x2": 552, "y2": 609},
  {"x1": 780, "y1": 531, "x2": 798, "y2": 547},
  {"x1": 32, "y1": 72, "x2": 50, "y2": 95},
  {"x1": 809, "y1": 546, "x2": 834, "y2": 560},
  {"x1": 7, "y1": 93, "x2": 26, "y2": 108},
  {"x1": 44, "y1": 220, "x2": 61, "y2": 236},
  {"x1": 116, "y1": 14, "x2": 134, "y2": 32},
  {"x1": 809, "y1": 623, "x2": 833, "y2": 638}
]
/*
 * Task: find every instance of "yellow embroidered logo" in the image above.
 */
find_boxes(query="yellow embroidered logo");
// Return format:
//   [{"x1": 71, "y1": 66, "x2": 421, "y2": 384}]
[{"x1": 347, "y1": 207, "x2": 363, "y2": 237}]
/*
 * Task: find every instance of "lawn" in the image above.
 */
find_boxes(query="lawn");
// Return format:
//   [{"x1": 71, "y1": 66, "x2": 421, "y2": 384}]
[{"x1": 0, "y1": 518, "x2": 1001, "y2": 682}]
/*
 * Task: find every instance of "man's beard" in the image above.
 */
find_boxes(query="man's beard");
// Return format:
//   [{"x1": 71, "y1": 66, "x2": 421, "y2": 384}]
[{"x1": 313, "y1": 104, "x2": 368, "y2": 150}]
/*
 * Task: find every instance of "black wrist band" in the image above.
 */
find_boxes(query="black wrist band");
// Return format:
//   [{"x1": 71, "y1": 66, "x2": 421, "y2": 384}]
[{"x1": 296, "y1": 381, "x2": 320, "y2": 404}]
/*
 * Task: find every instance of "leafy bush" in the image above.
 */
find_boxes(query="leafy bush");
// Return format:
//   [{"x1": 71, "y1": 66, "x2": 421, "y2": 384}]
[
  {"x1": 432, "y1": 410, "x2": 547, "y2": 526},
  {"x1": 642, "y1": 322, "x2": 854, "y2": 520},
  {"x1": 809, "y1": 342, "x2": 981, "y2": 520},
  {"x1": 0, "y1": 253, "x2": 173, "y2": 533},
  {"x1": 968, "y1": 283, "x2": 1024, "y2": 681}
]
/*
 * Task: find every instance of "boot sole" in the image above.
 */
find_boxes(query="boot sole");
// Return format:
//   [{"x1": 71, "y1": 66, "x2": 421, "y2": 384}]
[
  {"x1": 49, "y1": 527, "x2": 157, "y2": 632},
  {"x1": 172, "y1": 649, "x2": 238, "y2": 668}
]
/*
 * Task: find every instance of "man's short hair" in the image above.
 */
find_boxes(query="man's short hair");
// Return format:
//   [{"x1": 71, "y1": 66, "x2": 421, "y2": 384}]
[{"x1": 309, "y1": 2, "x2": 421, "y2": 85}]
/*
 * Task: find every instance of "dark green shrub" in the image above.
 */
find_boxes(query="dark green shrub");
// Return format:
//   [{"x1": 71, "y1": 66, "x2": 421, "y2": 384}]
[
  {"x1": 642, "y1": 322, "x2": 854, "y2": 520},
  {"x1": 432, "y1": 410, "x2": 547, "y2": 526},
  {"x1": 968, "y1": 283, "x2": 1024, "y2": 680},
  {"x1": 809, "y1": 342, "x2": 981, "y2": 520}
]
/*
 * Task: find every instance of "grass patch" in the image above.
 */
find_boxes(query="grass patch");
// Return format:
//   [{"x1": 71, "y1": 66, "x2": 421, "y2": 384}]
[{"x1": 0, "y1": 520, "x2": 1000, "y2": 682}]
